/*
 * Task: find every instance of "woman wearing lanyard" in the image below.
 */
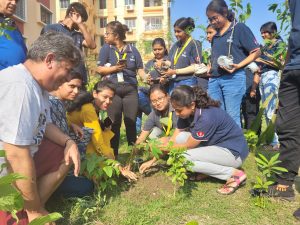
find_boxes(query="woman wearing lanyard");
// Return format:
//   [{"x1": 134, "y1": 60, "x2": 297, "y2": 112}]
[
  {"x1": 161, "y1": 17, "x2": 200, "y2": 93},
  {"x1": 206, "y1": 0, "x2": 260, "y2": 127},
  {"x1": 97, "y1": 21, "x2": 144, "y2": 156},
  {"x1": 136, "y1": 84, "x2": 178, "y2": 145}
]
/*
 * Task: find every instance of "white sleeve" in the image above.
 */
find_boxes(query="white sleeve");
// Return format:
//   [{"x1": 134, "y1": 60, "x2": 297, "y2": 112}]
[{"x1": 0, "y1": 82, "x2": 43, "y2": 145}]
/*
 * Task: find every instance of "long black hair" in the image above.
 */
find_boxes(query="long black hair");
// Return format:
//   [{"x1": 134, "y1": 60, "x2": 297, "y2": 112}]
[
  {"x1": 206, "y1": 0, "x2": 235, "y2": 22},
  {"x1": 67, "y1": 80, "x2": 116, "y2": 112},
  {"x1": 170, "y1": 85, "x2": 220, "y2": 109}
]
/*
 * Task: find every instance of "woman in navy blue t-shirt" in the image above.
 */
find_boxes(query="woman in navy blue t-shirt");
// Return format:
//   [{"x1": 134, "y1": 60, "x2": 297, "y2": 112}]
[
  {"x1": 140, "y1": 85, "x2": 249, "y2": 195},
  {"x1": 206, "y1": 0, "x2": 260, "y2": 127}
]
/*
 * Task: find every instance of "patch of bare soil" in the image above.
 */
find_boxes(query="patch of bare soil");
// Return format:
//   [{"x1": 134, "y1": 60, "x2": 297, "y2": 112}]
[{"x1": 122, "y1": 167, "x2": 174, "y2": 199}]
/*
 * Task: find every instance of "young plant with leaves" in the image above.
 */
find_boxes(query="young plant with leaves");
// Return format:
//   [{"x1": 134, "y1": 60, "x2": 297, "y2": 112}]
[
  {"x1": 253, "y1": 153, "x2": 288, "y2": 208},
  {"x1": 166, "y1": 143, "x2": 193, "y2": 196},
  {"x1": 229, "y1": 0, "x2": 252, "y2": 23},
  {"x1": 80, "y1": 153, "x2": 120, "y2": 194}
]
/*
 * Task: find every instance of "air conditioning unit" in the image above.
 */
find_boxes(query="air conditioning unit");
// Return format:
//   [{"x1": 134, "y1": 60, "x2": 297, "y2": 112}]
[{"x1": 126, "y1": 5, "x2": 134, "y2": 11}]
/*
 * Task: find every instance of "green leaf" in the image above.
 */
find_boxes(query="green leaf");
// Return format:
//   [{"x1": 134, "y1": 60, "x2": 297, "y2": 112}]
[
  {"x1": 103, "y1": 166, "x2": 113, "y2": 178},
  {"x1": 258, "y1": 153, "x2": 269, "y2": 164},
  {"x1": 29, "y1": 212, "x2": 62, "y2": 225},
  {"x1": 0, "y1": 150, "x2": 5, "y2": 157},
  {"x1": 0, "y1": 183, "x2": 24, "y2": 212},
  {"x1": 271, "y1": 166, "x2": 288, "y2": 172},
  {"x1": 0, "y1": 173, "x2": 26, "y2": 185},
  {"x1": 268, "y1": 153, "x2": 280, "y2": 166}
]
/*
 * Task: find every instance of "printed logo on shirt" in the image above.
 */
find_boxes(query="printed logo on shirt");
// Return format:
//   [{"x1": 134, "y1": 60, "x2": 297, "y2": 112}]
[
  {"x1": 130, "y1": 55, "x2": 135, "y2": 61},
  {"x1": 182, "y1": 52, "x2": 187, "y2": 58},
  {"x1": 196, "y1": 131, "x2": 205, "y2": 138}
]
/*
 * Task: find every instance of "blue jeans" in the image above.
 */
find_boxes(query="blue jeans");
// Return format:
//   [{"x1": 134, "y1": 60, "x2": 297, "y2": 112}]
[
  {"x1": 54, "y1": 174, "x2": 94, "y2": 198},
  {"x1": 259, "y1": 70, "x2": 280, "y2": 146},
  {"x1": 168, "y1": 77, "x2": 197, "y2": 94},
  {"x1": 208, "y1": 70, "x2": 246, "y2": 127},
  {"x1": 136, "y1": 88, "x2": 151, "y2": 133}
]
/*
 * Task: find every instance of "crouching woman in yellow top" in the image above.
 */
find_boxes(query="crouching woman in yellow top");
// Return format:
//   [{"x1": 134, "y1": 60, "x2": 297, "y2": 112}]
[{"x1": 67, "y1": 80, "x2": 137, "y2": 180}]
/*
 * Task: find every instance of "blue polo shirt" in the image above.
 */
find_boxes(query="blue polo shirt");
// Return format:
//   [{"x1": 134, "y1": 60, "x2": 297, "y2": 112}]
[
  {"x1": 144, "y1": 56, "x2": 169, "y2": 79},
  {"x1": 168, "y1": 39, "x2": 201, "y2": 81},
  {"x1": 285, "y1": 0, "x2": 300, "y2": 70},
  {"x1": 211, "y1": 22, "x2": 259, "y2": 77},
  {"x1": 97, "y1": 43, "x2": 143, "y2": 85},
  {"x1": 177, "y1": 107, "x2": 249, "y2": 160},
  {"x1": 0, "y1": 15, "x2": 27, "y2": 70}
]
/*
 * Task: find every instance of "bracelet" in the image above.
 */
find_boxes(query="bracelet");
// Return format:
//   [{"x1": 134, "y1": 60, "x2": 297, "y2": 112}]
[{"x1": 64, "y1": 138, "x2": 73, "y2": 147}]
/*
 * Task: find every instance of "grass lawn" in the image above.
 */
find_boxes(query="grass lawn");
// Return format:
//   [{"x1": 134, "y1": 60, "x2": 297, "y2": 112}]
[{"x1": 47, "y1": 146, "x2": 300, "y2": 225}]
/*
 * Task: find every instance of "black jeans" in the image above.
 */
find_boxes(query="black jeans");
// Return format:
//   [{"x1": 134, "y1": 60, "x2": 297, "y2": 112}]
[
  {"x1": 241, "y1": 69, "x2": 260, "y2": 129},
  {"x1": 275, "y1": 69, "x2": 300, "y2": 185},
  {"x1": 107, "y1": 83, "x2": 138, "y2": 156}
]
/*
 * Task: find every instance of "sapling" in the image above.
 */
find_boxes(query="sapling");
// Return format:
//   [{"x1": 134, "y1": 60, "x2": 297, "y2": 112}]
[
  {"x1": 166, "y1": 143, "x2": 193, "y2": 196},
  {"x1": 253, "y1": 153, "x2": 288, "y2": 208},
  {"x1": 80, "y1": 153, "x2": 120, "y2": 195}
]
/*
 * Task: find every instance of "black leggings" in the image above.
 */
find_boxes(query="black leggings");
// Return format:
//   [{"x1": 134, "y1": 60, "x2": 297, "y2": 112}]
[{"x1": 107, "y1": 83, "x2": 138, "y2": 156}]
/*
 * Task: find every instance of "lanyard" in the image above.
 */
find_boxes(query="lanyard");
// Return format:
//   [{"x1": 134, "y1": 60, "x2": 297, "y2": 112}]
[
  {"x1": 115, "y1": 51, "x2": 127, "y2": 61},
  {"x1": 173, "y1": 37, "x2": 192, "y2": 66},
  {"x1": 162, "y1": 111, "x2": 173, "y2": 136}
]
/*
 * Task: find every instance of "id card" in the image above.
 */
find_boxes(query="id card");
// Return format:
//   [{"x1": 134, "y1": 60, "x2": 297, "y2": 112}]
[{"x1": 117, "y1": 72, "x2": 124, "y2": 82}]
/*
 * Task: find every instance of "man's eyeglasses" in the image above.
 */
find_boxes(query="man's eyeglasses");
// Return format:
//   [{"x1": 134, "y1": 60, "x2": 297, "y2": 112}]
[
  {"x1": 151, "y1": 96, "x2": 166, "y2": 105},
  {"x1": 104, "y1": 32, "x2": 114, "y2": 36}
]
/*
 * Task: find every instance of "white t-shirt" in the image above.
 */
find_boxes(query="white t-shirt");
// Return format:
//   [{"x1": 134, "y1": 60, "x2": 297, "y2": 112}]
[{"x1": 0, "y1": 64, "x2": 51, "y2": 175}]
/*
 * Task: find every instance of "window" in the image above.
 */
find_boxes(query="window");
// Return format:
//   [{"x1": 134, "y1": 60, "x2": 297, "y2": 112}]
[
  {"x1": 60, "y1": 0, "x2": 70, "y2": 8},
  {"x1": 40, "y1": 5, "x2": 52, "y2": 25},
  {"x1": 100, "y1": 36, "x2": 105, "y2": 46},
  {"x1": 125, "y1": 0, "x2": 135, "y2": 6},
  {"x1": 144, "y1": 0, "x2": 162, "y2": 7},
  {"x1": 125, "y1": 19, "x2": 136, "y2": 29},
  {"x1": 100, "y1": 18, "x2": 107, "y2": 28},
  {"x1": 99, "y1": 0, "x2": 106, "y2": 9},
  {"x1": 15, "y1": 0, "x2": 26, "y2": 20},
  {"x1": 144, "y1": 17, "x2": 162, "y2": 31}
]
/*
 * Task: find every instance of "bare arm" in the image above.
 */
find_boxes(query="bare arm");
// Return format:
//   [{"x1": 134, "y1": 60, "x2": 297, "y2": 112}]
[
  {"x1": 250, "y1": 72, "x2": 261, "y2": 98},
  {"x1": 45, "y1": 123, "x2": 80, "y2": 176},
  {"x1": 135, "y1": 130, "x2": 150, "y2": 145},
  {"x1": 96, "y1": 64, "x2": 126, "y2": 76},
  {"x1": 78, "y1": 23, "x2": 96, "y2": 49}
]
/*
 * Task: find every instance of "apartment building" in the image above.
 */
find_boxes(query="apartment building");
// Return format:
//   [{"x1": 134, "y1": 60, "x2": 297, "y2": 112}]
[
  {"x1": 56, "y1": 0, "x2": 171, "y2": 61},
  {"x1": 14, "y1": 0, "x2": 56, "y2": 47}
]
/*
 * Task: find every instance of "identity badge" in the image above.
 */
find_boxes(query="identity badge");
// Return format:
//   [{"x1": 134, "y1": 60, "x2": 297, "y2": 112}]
[{"x1": 117, "y1": 72, "x2": 124, "y2": 82}]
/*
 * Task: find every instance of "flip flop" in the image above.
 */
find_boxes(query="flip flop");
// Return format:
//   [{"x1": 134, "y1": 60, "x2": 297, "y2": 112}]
[{"x1": 217, "y1": 171, "x2": 247, "y2": 195}]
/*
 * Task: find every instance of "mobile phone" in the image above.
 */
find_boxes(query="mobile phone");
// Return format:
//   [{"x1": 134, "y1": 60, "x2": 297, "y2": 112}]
[
  {"x1": 118, "y1": 59, "x2": 127, "y2": 65},
  {"x1": 103, "y1": 117, "x2": 113, "y2": 128},
  {"x1": 151, "y1": 78, "x2": 160, "y2": 84}
]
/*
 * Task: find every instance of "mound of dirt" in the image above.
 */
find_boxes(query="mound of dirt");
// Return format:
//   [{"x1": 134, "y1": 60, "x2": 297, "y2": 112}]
[{"x1": 122, "y1": 171, "x2": 174, "y2": 199}]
